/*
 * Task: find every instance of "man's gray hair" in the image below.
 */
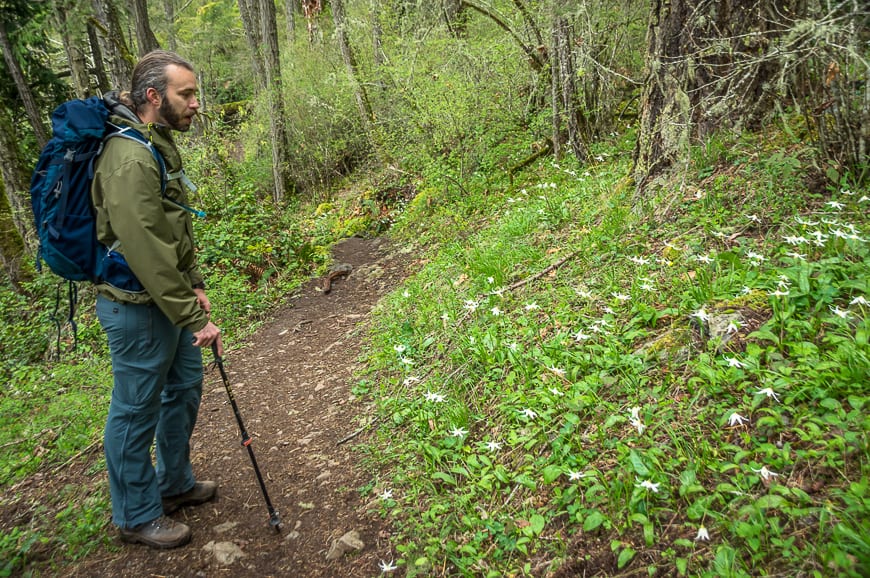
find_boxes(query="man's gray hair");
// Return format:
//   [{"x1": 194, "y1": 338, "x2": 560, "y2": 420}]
[{"x1": 129, "y1": 50, "x2": 195, "y2": 113}]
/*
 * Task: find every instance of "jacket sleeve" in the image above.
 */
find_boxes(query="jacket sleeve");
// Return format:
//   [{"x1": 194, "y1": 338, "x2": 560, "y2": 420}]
[{"x1": 96, "y1": 146, "x2": 209, "y2": 333}]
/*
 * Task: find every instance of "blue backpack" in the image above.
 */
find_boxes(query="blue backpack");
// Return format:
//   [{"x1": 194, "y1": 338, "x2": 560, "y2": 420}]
[{"x1": 29, "y1": 96, "x2": 175, "y2": 292}]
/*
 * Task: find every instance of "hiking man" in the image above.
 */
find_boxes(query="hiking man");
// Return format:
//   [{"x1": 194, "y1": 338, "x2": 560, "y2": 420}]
[{"x1": 91, "y1": 50, "x2": 221, "y2": 549}]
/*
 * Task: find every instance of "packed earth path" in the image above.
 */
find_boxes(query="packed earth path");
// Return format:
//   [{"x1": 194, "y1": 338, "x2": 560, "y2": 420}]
[{"x1": 57, "y1": 236, "x2": 411, "y2": 577}]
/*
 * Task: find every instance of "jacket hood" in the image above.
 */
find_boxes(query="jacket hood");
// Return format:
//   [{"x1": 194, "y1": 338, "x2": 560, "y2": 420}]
[{"x1": 103, "y1": 91, "x2": 140, "y2": 124}]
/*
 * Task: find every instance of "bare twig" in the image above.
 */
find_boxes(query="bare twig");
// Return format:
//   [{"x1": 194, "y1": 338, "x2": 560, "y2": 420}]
[{"x1": 337, "y1": 418, "x2": 380, "y2": 445}]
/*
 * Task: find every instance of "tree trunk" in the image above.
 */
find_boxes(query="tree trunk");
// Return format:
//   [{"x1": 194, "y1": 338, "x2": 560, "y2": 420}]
[
  {"x1": 162, "y1": 0, "x2": 177, "y2": 51},
  {"x1": 284, "y1": 0, "x2": 296, "y2": 44},
  {"x1": 0, "y1": 21, "x2": 50, "y2": 148},
  {"x1": 91, "y1": 0, "x2": 135, "y2": 90},
  {"x1": 551, "y1": 9, "x2": 587, "y2": 162},
  {"x1": 258, "y1": 0, "x2": 291, "y2": 202},
  {"x1": 331, "y1": 0, "x2": 374, "y2": 137},
  {"x1": 0, "y1": 176, "x2": 33, "y2": 293},
  {"x1": 87, "y1": 19, "x2": 112, "y2": 93},
  {"x1": 302, "y1": 0, "x2": 322, "y2": 45},
  {"x1": 633, "y1": 0, "x2": 806, "y2": 193},
  {"x1": 238, "y1": 0, "x2": 266, "y2": 91},
  {"x1": 0, "y1": 105, "x2": 33, "y2": 246},
  {"x1": 443, "y1": 0, "x2": 469, "y2": 38},
  {"x1": 131, "y1": 0, "x2": 161, "y2": 55},
  {"x1": 52, "y1": 0, "x2": 92, "y2": 98}
]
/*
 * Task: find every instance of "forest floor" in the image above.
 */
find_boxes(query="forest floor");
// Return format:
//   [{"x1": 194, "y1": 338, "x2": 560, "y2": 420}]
[{"x1": 7, "y1": 235, "x2": 411, "y2": 577}]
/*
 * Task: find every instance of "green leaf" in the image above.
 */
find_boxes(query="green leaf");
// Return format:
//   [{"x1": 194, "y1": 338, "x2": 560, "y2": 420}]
[
  {"x1": 529, "y1": 514, "x2": 545, "y2": 535},
  {"x1": 542, "y1": 465, "x2": 562, "y2": 484},
  {"x1": 630, "y1": 449, "x2": 651, "y2": 476},
  {"x1": 513, "y1": 474, "x2": 536, "y2": 490},
  {"x1": 617, "y1": 546, "x2": 637, "y2": 569},
  {"x1": 755, "y1": 495, "x2": 788, "y2": 509},
  {"x1": 432, "y1": 471, "x2": 457, "y2": 486},
  {"x1": 583, "y1": 510, "x2": 607, "y2": 532}
]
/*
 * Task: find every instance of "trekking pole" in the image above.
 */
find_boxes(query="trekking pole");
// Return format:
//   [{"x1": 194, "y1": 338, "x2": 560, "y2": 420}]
[{"x1": 211, "y1": 344, "x2": 282, "y2": 533}]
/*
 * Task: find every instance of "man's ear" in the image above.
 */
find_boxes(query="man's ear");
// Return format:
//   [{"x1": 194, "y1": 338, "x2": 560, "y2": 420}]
[{"x1": 145, "y1": 87, "x2": 161, "y2": 107}]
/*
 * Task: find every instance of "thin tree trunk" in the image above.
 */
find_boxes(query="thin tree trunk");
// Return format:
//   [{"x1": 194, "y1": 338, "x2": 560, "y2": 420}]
[
  {"x1": 53, "y1": 0, "x2": 92, "y2": 98},
  {"x1": 0, "y1": 176, "x2": 33, "y2": 293},
  {"x1": 131, "y1": 0, "x2": 161, "y2": 55},
  {"x1": 0, "y1": 105, "x2": 33, "y2": 246},
  {"x1": 91, "y1": 0, "x2": 135, "y2": 90},
  {"x1": 87, "y1": 20, "x2": 112, "y2": 93},
  {"x1": 552, "y1": 12, "x2": 586, "y2": 161},
  {"x1": 163, "y1": 0, "x2": 177, "y2": 51},
  {"x1": 259, "y1": 0, "x2": 290, "y2": 201},
  {"x1": 238, "y1": 0, "x2": 266, "y2": 91},
  {"x1": 0, "y1": 21, "x2": 50, "y2": 148},
  {"x1": 332, "y1": 0, "x2": 374, "y2": 137},
  {"x1": 284, "y1": 0, "x2": 296, "y2": 44}
]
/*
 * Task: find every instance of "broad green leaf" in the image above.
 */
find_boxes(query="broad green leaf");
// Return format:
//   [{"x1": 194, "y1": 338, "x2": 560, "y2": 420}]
[
  {"x1": 630, "y1": 449, "x2": 651, "y2": 476},
  {"x1": 432, "y1": 471, "x2": 457, "y2": 486},
  {"x1": 583, "y1": 510, "x2": 607, "y2": 532},
  {"x1": 617, "y1": 547, "x2": 637, "y2": 569},
  {"x1": 529, "y1": 514, "x2": 545, "y2": 535},
  {"x1": 542, "y1": 465, "x2": 562, "y2": 484}
]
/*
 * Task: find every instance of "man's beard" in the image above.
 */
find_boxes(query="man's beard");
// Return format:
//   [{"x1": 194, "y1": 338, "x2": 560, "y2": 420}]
[{"x1": 159, "y1": 99, "x2": 191, "y2": 131}]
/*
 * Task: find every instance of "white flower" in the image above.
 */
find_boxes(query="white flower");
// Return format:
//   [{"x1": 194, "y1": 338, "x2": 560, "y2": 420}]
[
  {"x1": 595, "y1": 155, "x2": 605, "y2": 162},
  {"x1": 629, "y1": 256, "x2": 650, "y2": 265},
  {"x1": 784, "y1": 235, "x2": 808, "y2": 245},
  {"x1": 695, "y1": 254, "x2": 714, "y2": 264},
  {"x1": 507, "y1": 342, "x2": 519, "y2": 352},
  {"x1": 487, "y1": 276, "x2": 495, "y2": 284},
  {"x1": 575, "y1": 289, "x2": 593, "y2": 299},
  {"x1": 768, "y1": 289, "x2": 789, "y2": 297},
  {"x1": 379, "y1": 559, "x2": 398, "y2": 573},
  {"x1": 450, "y1": 427, "x2": 468, "y2": 437},
  {"x1": 485, "y1": 441, "x2": 502, "y2": 452},
  {"x1": 850, "y1": 296, "x2": 869, "y2": 306},
  {"x1": 629, "y1": 406, "x2": 642, "y2": 421},
  {"x1": 664, "y1": 242, "x2": 682, "y2": 251},
  {"x1": 400, "y1": 357, "x2": 414, "y2": 365},
  {"x1": 639, "y1": 282, "x2": 655, "y2": 291},
  {"x1": 568, "y1": 471, "x2": 585, "y2": 481},
  {"x1": 630, "y1": 419, "x2": 645, "y2": 435},
  {"x1": 728, "y1": 412, "x2": 748, "y2": 426},
  {"x1": 786, "y1": 252, "x2": 807, "y2": 260},
  {"x1": 490, "y1": 306, "x2": 502, "y2": 316},
  {"x1": 440, "y1": 313, "x2": 450, "y2": 321},
  {"x1": 423, "y1": 391, "x2": 446, "y2": 403},
  {"x1": 826, "y1": 201, "x2": 846, "y2": 210},
  {"x1": 695, "y1": 526, "x2": 710, "y2": 541},
  {"x1": 726, "y1": 320, "x2": 740, "y2": 333},
  {"x1": 573, "y1": 330, "x2": 591, "y2": 341},
  {"x1": 612, "y1": 292, "x2": 631, "y2": 302},
  {"x1": 402, "y1": 290, "x2": 410, "y2": 298},
  {"x1": 831, "y1": 228, "x2": 849, "y2": 239},
  {"x1": 690, "y1": 308, "x2": 710, "y2": 322},
  {"x1": 859, "y1": 195, "x2": 870, "y2": 203},
  {"x1": 656, "y1": 257, "x2": 672, "y2": 265},
  {"x1": 635, "y1": 479, "x2": 660, "y2": 493},
  {"x1": 463, "y1": 300, "x2": 479, "y2": 312},
  {"x1": 830, "y1": 306, "x2": 851, "y2": 319},
  {"x1": 549, "y1": 387, "x2": 564, "y2": 397},
  {"x1": 795, "y1": 216, "x2": 819, "y2": 225},
  {"x1": 519, "y1": 408, "x2": 538, "y2": 420},
  {"x1": 603, "y1": 306, "x2": 616, "y2": 314},
  {"x1": 394, "y1": 344, "x2": 407, "y2": 354},
  {"x1": 724, "y1": 356, "x2": 745, "y2": 368},
  {"x1": 755, "y1": 387, "x2": 780, "y2": 402},
  {"x1": 524, "y1": 302, "x2": 540, "y2": 310},
  {"x1": 379, "y1": 489, "x2": 393, "y2": 500},
  {"x1": 548, "y1": 367, "x2": 566, "y2": 377},
  {"x1": 746, "y1": 251, "x2": 766, "y2": 262},
  {"x1": 403, "y1": 376, "x2": 421, "y2": 385},
  {"x1": 752, "y1": 466, "x2": 780, "y2": 481},
  {"x1": 740, "y1": 286, "x2": 752, "y2": 295},
  {"x1": 810, "y1": 230, "x2": 828, "y2": 245}
]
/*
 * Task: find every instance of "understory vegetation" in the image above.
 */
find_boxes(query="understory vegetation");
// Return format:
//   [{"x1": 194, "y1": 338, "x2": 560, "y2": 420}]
[{"x1": 1, "y1": 1, "x2": 868, "y2": 576}]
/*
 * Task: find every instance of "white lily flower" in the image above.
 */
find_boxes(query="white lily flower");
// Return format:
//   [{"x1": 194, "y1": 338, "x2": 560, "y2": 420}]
[
  {"x1": 826, "y1": 201, "x2": 845, "y2": 210},
  {"x1": 612, "y1": 292, "x2": 631, "y2": 301},
  {"x1": 490, "y1": 306, "x2": 502, "y2": 316},
  {"x1": 524, "y1": 302, "x2": 540, "y2": 310},
  {"x1": 746, "y1": 251, "x2": 766, "y2": 262},
  {"x1": 630, "y1": 418, "x2": 645, "y2": 435},
  {"x1": 486, "y1": 276, "x2": 495, "y2": 284},
  {"x1": 507, "y1": 342, "x2": 519, "y2": 352},
  {"x1": 379, "y1": 559, "x2": 398, "y2": 572},
  {"x1": 400, "y1": 357, "x2": 414, "y2": 365},
  {"x1": 786, "y1": 252, "x2": 807, "y2": 260},
  {"x1": 394, "y1": 344, "x2": 406, "y2": 354},
  {"x1": 639, "y1": 282, "x2": 655, "y2": 291},
  {"x1": 635, "y1": 479, "x2": 660, "y2": 493},
  {"x1": 603, "y1": 306, "x2": 616, "y2": 314},
  {"x1": 724, "y1": 356, "x2": 745, "y2": 368},
  {"x1": 768, "y1": 289, "x2": 789, "y2": 297},
  {"x1": 830, "y1": 306, "x2": 850, "y2": 318},
  {"x1": 740, "y1": 286, "x2": 752, "y2": 295},
  {"x1": 728, "y1": 412, "x2": 748, "y2": 426},
  {"x1": 573, "y1": 330, "x2": 591, "y2": 341},
  {"x1": 664, "y1": 242, "x2": 682, "y2": 251},
  {"x1": 690, "y1": 308, "x2": 710, "y2": 322},
  {"x1": 548, "y1": 367, "x2": 566, "y2": 377},
  {"x1": 575, "y1": 289, "x2": 593, "y2": 299},
  {"x1": 519, "y1": 408, "x2": 538, "y2": 419},
  {"x1": 549, "y1": 387, "x2": 565, "y2": 397},
  {"x1": 423, "y1": 391, "x2": 446, "y2": 403},
  {"x1": 695, "y1": 254, "x2": 714, "y2": 264},
  {"x1": 568, "y1": 471, "x2": 585, "y2": 481},
  {"x1": 695, "y1": 526, "x2": 710, "y2": 541},
  {"x1": 629, "y1": 406, "x2": 642, "y2": 421},
  {"x1": 402, "y1": 290, "x2": 410, "y2": 298},
  {"x1": 485, "y1": 441, "x2": 502, "y2": 452},
  {"x1": 656, "y1": 257, "x2": 673, "y2": 265},
  {"x1": 755, "y1": 387, "x2": 780, "y2": 402},
  {"x1": 450, "y1": 427, "x2": 468, "y2": 437},
  {"x1": 463, "y1": 300, "x2": 479, "y2": 311},
  {"x1": 850, "y1": 296, "x2": 869, "y2": 306},
  {"x1": 752, "y1": 466, "x2": 779, "y2": 481},
  {"x1": 784, "y1": 235, "x2": 808, "y2": 245},
  {"x1": 379, "y1": 489, "x2": 393, "y2": 500},
  {"x1": 746, "y1": 214, "x2": 761, "y2": 223},
  {"x1": 629, "y1": 256, "x2": 650, "y2": 265},
  {"x1": 441, "y1": 313, "x2": 450, "y2": 321},
  {"x1": 726, "y1": 320, "x2": 740, "y2": 333},
  {"x1": 859, "y1": 195, "x2": 869, "y2": 203}
]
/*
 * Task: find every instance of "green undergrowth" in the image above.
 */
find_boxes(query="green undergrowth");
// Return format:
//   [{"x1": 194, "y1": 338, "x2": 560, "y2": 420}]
[{"x1": 358, "y1": 130, "x2": 870, "y2": 576}]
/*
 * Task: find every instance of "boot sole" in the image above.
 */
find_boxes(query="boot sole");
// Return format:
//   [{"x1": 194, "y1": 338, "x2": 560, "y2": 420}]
[{"x1": 119, "y1": 530, "x2": 191, "y2": 549}]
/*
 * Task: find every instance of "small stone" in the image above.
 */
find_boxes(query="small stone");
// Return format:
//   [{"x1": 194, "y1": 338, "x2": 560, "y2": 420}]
[
  {"x1": 203, "y1": 540, "x2": 246, "y2": 565},
  {"x1": 315, "y1": 470, "x2": 331, "y2": 482},
  {"x1": 325, "y1": 530, "x2": 365, "y2": 560}
]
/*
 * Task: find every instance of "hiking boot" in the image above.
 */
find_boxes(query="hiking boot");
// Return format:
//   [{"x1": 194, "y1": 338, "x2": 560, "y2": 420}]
[
  {"x1": 162, "y1": 480, "x2": 218, "y2": 514},
  {"x1": 119, "y1": 515, "x2": 191, "y2": 549}
]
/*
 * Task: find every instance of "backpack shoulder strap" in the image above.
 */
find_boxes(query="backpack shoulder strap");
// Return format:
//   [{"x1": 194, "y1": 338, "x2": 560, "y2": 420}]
[{"x1": 104, "y1": 124, "x2": 168, "y2": 194}]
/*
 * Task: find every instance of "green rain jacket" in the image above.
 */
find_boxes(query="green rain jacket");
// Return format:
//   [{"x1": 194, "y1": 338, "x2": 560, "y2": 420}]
[{"x1": 91, "y1": 98, "x2": 208, "y2": 334}]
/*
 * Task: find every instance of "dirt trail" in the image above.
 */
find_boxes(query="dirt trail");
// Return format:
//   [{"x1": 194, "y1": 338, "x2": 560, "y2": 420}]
[{"x1": 60, "y1": 235, "x2": 409, "y2": 577}]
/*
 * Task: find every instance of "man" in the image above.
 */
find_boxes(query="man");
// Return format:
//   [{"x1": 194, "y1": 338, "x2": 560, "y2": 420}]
[{"x1": 92, "y1": 50, "x2": 221, "y2": 549}]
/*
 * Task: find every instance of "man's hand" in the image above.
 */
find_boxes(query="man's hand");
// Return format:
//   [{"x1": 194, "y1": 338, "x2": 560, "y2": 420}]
[
  {"x1": 193, "y1": 321, "x2": 223, "y2": 355},
  {"x1": 193, "y1": 287, "x2": 211, "y2": 316}
]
